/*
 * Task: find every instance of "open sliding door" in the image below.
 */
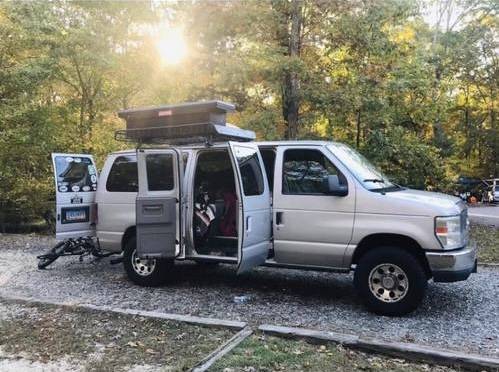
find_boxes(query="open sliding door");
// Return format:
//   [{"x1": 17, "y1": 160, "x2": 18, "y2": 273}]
[
  {"x1": 136, "y1": 148, "x2": 182, "y2": 259},
  {"x1": 228, "y1": 142, "x2": 272, "y2": 274}
]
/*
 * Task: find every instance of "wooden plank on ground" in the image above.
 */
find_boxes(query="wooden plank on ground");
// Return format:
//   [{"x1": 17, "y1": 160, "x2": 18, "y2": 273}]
[{"x1": 191, "y1": 327, "x2": 253, "y2": 372}]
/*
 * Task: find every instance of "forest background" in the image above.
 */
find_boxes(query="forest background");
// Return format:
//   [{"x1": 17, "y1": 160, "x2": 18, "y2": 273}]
[{"x1": 0, "y1": 0, "x2": 497, "y2": 228}]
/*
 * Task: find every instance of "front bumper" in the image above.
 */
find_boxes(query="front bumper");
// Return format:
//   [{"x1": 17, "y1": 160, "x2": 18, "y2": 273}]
[{"x1": 426, "y1": 241, "x2": 477, "y2": 283}]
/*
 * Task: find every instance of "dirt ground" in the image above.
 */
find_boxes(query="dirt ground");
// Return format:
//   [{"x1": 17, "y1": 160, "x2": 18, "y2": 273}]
[
  {"x1": 0, "y1": 298, "x2": 234, "y2": 371},
  {"x1": 0, "y1": 298, "x2": 464, "y2": 372}
]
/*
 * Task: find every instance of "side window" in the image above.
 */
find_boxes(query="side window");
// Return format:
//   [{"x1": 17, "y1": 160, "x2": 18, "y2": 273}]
[
  {"x1": 259, "y1": 148, "x2": 276, "y2": 191},
  {"x1": 282, "y1": 149, "x2": 344, "y2": 195},
  {"x1": 106, "y1": 155, "x2": 138, "y2": 192},
  {"x1": 233, "y1": 146, "x2": 264, "y2": 196},
  {"x1": 146, "y1": 153, "x2": 174, "y2": 191}
]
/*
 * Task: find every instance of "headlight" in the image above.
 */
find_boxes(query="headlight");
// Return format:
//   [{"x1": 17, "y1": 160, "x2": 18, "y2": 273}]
[{"x1": 435, "y1": 214, "x2": 467, "y2": 250}]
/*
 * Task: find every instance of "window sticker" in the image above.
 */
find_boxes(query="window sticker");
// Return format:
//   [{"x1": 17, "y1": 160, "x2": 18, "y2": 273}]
[{"x1": 55, "y1": 156, "x2": 95, "y2": 193}]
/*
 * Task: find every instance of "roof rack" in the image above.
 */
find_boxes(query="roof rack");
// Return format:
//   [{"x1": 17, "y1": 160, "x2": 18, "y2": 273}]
[
  {"x1": 115, "y1": 122, "x2": 255, "y2": 144},
  {"x1": 116, "y1": 100, "x2": 255, "y2": 144}
]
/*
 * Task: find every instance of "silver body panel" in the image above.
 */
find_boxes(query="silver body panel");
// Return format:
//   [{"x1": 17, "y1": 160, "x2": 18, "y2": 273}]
[{"x1": 271, "y1": 144, "x2": 355, "y2": 268}]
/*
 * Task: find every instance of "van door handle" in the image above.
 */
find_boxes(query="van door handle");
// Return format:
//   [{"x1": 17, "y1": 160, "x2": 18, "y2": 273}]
[
  {"x1": 246, "y1": 216, "x2": 252, "y2": 232},
  {"x1": 144, "y1": 205, "x2": 162, "y2": 212},
  {"x1": 144, "y1": 205, "x2": 161, "y2": 210},
  {"x1": 275, "y1": 212, "x2": 283, "y2": 226}
]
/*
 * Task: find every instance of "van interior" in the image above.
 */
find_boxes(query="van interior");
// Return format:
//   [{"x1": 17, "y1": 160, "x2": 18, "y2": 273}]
[{"x1": 193, "y1": 150, "x2": 238, "y2": 257}]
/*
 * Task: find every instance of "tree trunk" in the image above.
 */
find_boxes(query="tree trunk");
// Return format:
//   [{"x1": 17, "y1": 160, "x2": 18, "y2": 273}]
[
  {"x1": 356, "y1": 110, "x2": 361, "y2": 148},
  {"x1": 282, "y1": 0, "x2": 302, "y2": 140},
  {"x1": 491, "y1": 109, "x2": 498, "y2": 176}
]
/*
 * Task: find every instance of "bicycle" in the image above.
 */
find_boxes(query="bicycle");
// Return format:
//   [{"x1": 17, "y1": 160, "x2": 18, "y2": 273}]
[{"x1": 37, "y1": 237, "x2": 114, "y2": 269}]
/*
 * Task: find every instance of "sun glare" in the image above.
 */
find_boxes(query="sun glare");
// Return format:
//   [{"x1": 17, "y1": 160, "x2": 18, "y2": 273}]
[{"x1": 155, "y1": 28, "x2": 187, "y2": 65}]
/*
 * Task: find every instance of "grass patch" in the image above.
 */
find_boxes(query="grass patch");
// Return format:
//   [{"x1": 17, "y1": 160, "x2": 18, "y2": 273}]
[
  {"x1": 470, "y1": 224, "x2": 499, "y2": 263},
  {"x1": 0, "y1": 299, "x2": 234, "y2": 371},
  {"x1": 210, "y1": 335, "x2": 457, "y2": 372}
]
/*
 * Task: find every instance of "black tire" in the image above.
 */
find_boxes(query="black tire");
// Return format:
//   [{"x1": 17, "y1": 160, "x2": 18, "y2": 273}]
[
  {"x1": 37, "y1": 241, "x2": 67, "y2": 269},
  {"x1": 354, "y1": 247, "x2": 427, "y2": 316},
  {"x1": 123, "y1": 235, "x2": 172, "y2": 287}
]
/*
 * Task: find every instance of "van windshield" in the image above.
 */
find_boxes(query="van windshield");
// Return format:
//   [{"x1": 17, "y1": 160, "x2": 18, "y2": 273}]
[{"x1": 327, "y1": 143, "x2": 401, "y2": 192}]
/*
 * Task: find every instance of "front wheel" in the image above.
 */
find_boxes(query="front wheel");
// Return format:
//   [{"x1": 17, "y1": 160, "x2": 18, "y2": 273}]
[
  {"x1": 354, "y1": 247, "x2": 427, "y2": 316},
  {"x1": 37, "y1": 241, "x2": 67, "y2": 269},
  {"x1": 123, "y1": 235, "x2": 172, "y2": 287}
]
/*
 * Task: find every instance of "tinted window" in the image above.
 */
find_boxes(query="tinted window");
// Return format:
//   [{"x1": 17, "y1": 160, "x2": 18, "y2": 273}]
[
  {"x1": 146, "y1": 153, "x2": 174, "y2": 191},
  {"x1": 283, "y1": 149, "x2": 343, "y2": 195},
  {"x1": 259, "y1": 149, "x2": 275, "y2": 191},
  {"x1": 106, "y1": 155, "x2": 138, "y2": 192},
  {"x1": 55, "y1": 156, "x2": 97, "y2": 193},
  {"x1": 233, "y1": 146, "x2": 264, "y2": 196}
]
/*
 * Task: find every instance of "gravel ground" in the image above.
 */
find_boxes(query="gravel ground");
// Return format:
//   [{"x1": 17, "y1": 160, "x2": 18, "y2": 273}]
[
  {"x1": 0, "y1": 234, "x2": 498, "y2": 359},
  {"x1": 469, "y1": 205, "x2": 499, "y2": 227}
]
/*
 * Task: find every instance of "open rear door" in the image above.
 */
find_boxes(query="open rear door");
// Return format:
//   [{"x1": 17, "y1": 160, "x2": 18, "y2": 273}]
[
  {"x1": 228, "y1": 142, "x2": 271, "y2": 274},
  {"x1": 136, "y1": 148, "x2": 182, "y2": 259},
  {"x1": 52, "y1": 153, "x2": 98, "y2": 240}
]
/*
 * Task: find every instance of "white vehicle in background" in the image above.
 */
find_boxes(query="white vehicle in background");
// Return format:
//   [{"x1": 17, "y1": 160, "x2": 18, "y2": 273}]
[
  {"x1": 47, "y1": 101, "x2": 477, "y2": 316},
  {"x1": 483, "y1": 178, "x2": 499, "y2": 203}
]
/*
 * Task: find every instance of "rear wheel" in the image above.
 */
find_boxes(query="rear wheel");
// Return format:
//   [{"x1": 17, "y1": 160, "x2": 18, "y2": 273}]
[
  {"x1": 123, "y1": 235, "x2": 172, "y2": 286},
  {"x1": 354, "y1": 247, "x2": 427, "y2": 316}
]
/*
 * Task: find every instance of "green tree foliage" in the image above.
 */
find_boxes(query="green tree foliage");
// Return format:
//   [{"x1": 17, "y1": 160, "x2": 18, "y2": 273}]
[{"x1": 0, "y1": 0, "x2": 497, "y2": 227}]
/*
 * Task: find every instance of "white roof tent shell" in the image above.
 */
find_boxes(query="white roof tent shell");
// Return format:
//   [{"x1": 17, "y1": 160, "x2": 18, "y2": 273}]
[{"x1": 115, "y1": 100, "x2": 255, "y2": 145}]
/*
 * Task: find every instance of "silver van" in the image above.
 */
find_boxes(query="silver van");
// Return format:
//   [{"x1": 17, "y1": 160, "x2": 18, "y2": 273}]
[{"x1": 52, "y1": 101, "x2": 477, "y2": 316}]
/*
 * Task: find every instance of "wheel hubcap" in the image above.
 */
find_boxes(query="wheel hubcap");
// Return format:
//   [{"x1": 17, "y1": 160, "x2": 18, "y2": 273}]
[
  {"x1": 369, "y1": 263, "x2": 408, "y2": 303},
  {"x1": 131, "y1": 250, "x2": 156, "y2": 277}
]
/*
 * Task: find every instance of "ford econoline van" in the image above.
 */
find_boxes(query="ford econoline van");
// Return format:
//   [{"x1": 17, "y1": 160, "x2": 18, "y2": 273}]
[{"x1": 51, "y1": 101, "x2": 477, "y2": 316}]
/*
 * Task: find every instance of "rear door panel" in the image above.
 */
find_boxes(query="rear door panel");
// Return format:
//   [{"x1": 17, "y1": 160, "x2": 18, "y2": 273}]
[
  {"x1": 136, "y1": 149, "x2": 182, "y2": 259},
  {"x1": 52, "y1": 153, "x2": 98, "y2": 240},
  {"x1": 228, "y1": 142, "x2": 271, "y2": 273}
]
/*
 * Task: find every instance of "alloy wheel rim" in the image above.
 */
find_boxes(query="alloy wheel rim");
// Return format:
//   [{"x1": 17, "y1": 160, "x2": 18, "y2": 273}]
[
  {"x1": 131, "y1": 250, "x2": 156, "y2": 276},
  {"x1": 368, "y1": 263, "x2": 409, "y2": 303}
]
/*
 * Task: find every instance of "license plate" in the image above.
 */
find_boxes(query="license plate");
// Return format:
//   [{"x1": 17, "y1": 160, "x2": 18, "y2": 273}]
[
  {"x1": 61, "y1": 206, "x2": 89, "y2": 224},
  {"x1": 66, "y1": 210, "x2": 86, "y2": 221}
]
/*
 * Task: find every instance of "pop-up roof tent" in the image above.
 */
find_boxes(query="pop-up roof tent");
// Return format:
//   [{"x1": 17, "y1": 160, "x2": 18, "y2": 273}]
[{"x1": 115, "y1": 100, "x2": 255, "y2": 144}]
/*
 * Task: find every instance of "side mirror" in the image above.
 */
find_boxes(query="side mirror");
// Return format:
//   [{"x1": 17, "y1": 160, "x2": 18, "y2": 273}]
[{"x1": 326, "y1": 175, "x2": 348, "y2": 196}]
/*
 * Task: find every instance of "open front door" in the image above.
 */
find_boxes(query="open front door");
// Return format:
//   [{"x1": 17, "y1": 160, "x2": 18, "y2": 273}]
[
  {"x1": 136, "y1": 148, "x2": 182, "y2": 259},
  {"x1": 52, "y1": 153, "x2": 98, "y2": 240},
  {"x1": 228, "y1": 142, "x2": 271, "y2": 274}
]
